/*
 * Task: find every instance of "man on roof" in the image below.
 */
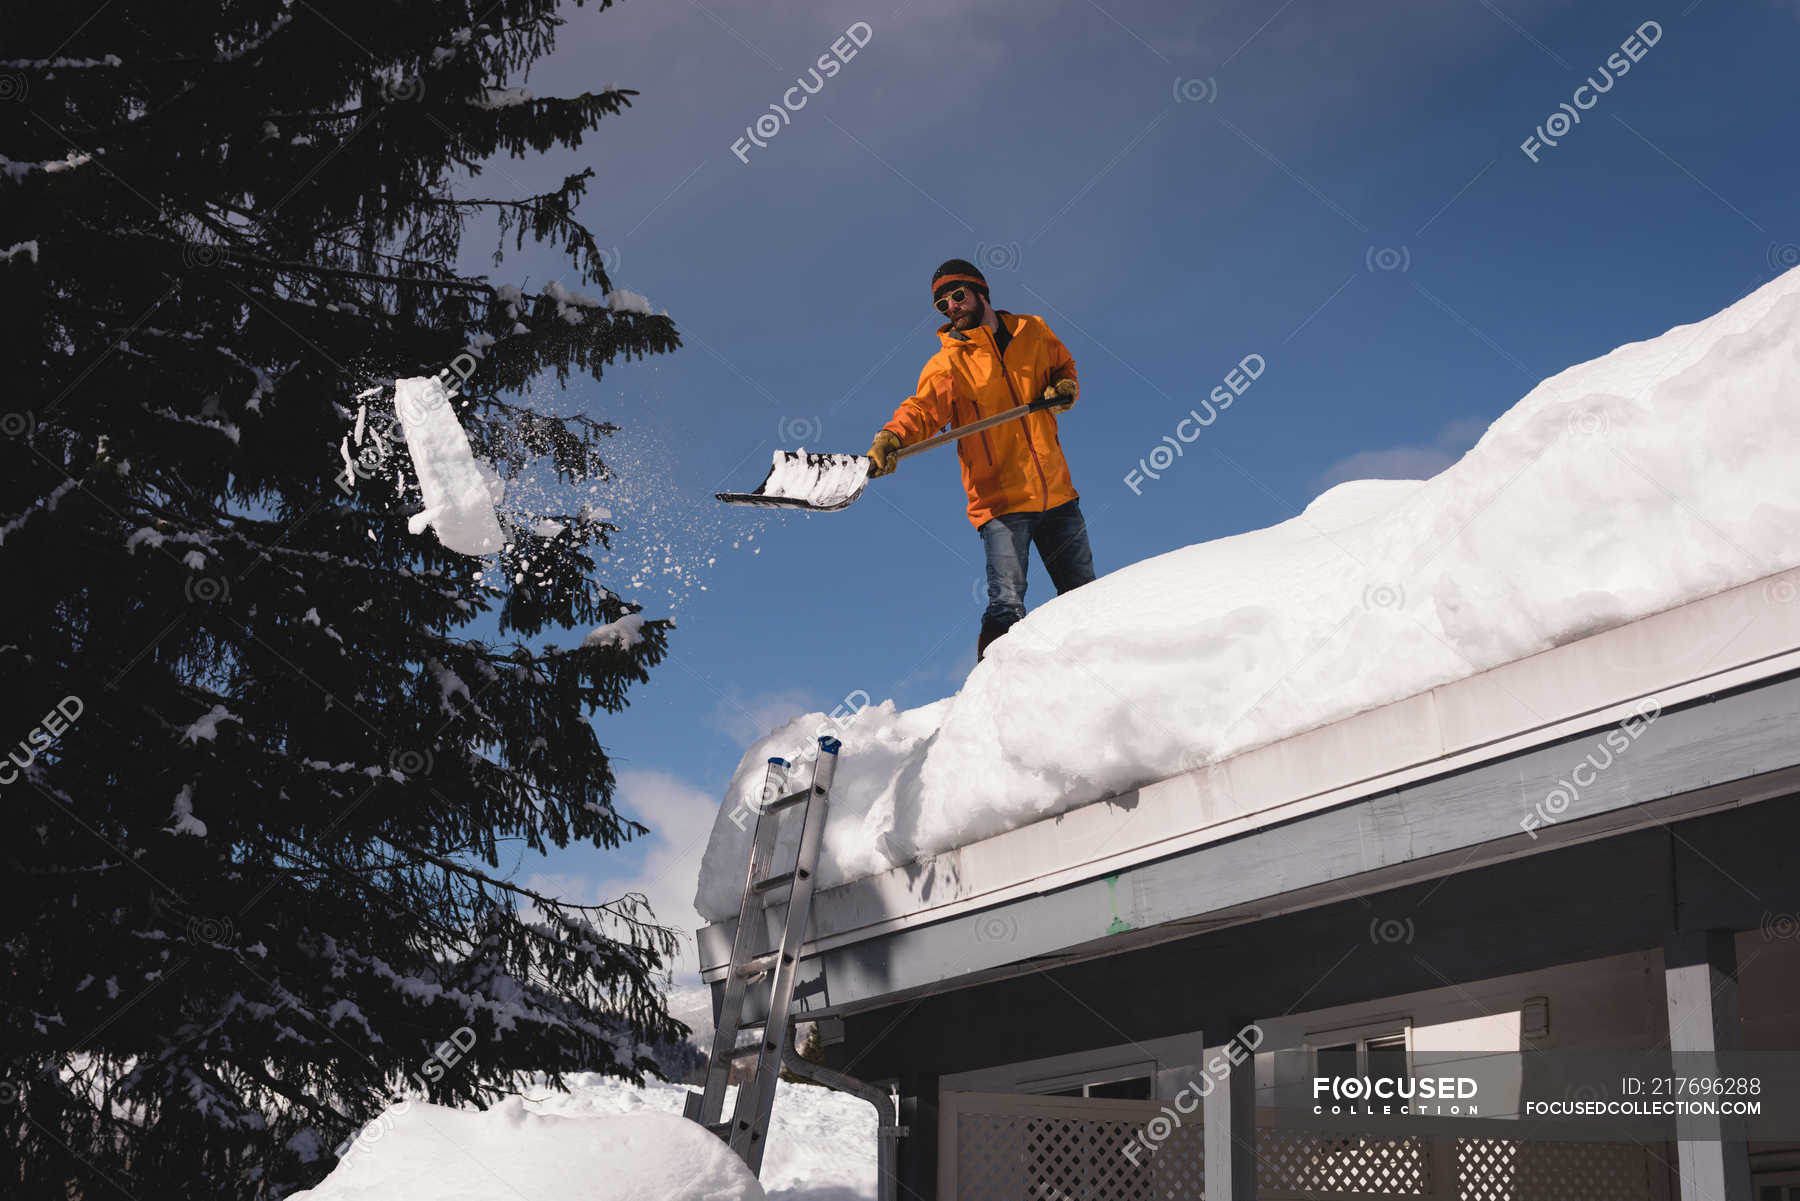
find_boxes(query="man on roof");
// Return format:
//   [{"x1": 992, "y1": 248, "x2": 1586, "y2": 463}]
[{"x1": 867, "y1": 258, "x2": 1098, "y2": 662}]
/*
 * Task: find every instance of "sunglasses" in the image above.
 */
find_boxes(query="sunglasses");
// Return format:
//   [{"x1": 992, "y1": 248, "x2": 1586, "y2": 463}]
[{"x1": 934, "y1": 286, "x2": 973, "y2": 314}]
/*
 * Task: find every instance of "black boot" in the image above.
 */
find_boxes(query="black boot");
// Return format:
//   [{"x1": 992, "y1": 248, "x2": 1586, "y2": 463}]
[{"x1": 976, "y1": 624, "x2": 1005, "y2": 662}]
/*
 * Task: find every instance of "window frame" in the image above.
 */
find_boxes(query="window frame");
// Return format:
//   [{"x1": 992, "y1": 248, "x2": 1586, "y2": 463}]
[
  {"x1": 1751, "y1": 1168, "x2": 1800, "y2": 1194},
  {"x1": 1302, "y1": 1014, "x2": 1415, "y2": 1080},
  {"x1": 1015, "y1": 1058, "x2": 1158, "y2": 1099}
]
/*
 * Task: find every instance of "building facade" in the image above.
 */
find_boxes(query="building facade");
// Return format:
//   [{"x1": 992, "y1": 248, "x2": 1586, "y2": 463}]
[{"x1": 700, "y1": 567, "x2": 1800, "y2": 1198}]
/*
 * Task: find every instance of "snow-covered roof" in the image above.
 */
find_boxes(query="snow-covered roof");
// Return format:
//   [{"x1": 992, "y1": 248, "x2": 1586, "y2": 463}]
[
  {"x1": 699, "y1": 558, "x2": 1800, "y2": 1000},
  {"x1": 696, "y1": 265, "x2": 1800, "y2": 954}
]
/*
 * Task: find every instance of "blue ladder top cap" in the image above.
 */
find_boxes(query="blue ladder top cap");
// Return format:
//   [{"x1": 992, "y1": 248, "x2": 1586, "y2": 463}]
[
  {"x1": 767, "y1": 756, "x2": 791, "y2": 767},
  {"x1": 817, "y1": 736, "x2": 842, "y2": 755}
]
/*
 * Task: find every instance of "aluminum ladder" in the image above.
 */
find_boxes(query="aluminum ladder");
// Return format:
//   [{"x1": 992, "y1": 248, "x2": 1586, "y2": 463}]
[{"x1": 686, "y1": 736, "x2": 840, "y2": 1175}]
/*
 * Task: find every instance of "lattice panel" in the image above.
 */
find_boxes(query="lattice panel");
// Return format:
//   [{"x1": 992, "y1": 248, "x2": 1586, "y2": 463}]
[
  {"x1": 1145, "y1": 1123, "x2": 1205, "y2": 1199},
  {"x1": 954, "y1": 1109, "x2": 1203, "y2": 1200},
  {"x1": 958, "y1": 1112, "x2": 1027, "y2": 1201},
  {"x1": 1258, "y1": 1128, "x2": 1433, "y2": 1194},
  {"x1": 1458, "y1": 1137, "x2": 1652, "y2": 1200},
  {"x1": 1024, "y1": 1115, "x2": 1154, "y2": 1200},
  {"x1": 957, "y1": 1111, "x2": 1660, "y2": 1199}
]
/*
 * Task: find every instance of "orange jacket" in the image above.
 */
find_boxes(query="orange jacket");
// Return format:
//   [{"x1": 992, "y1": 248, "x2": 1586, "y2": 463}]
[{"x1": 882, "y1": 311, "x2": 1079, "y2": 530}]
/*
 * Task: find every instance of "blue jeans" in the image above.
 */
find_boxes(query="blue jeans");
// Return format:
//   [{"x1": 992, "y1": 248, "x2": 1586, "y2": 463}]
[{"x1": 978, "y1": 498, "x2": 1097, "y2": 640}]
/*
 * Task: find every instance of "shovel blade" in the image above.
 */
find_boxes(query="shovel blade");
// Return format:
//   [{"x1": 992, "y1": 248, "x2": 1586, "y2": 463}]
[
  {"x1": 714, "y1": 490, "x2": 865, "y2": 512},
  {"x1": 716, "y1": 450, "x2": 872, "y2": 513}
]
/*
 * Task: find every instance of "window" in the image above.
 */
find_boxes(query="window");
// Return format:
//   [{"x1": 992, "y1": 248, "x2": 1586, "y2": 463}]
[
  {"x1": 1754, "y1": 1171, "x2": 1800, "y2": 1201},
  {"x1": 1040, "y1": 1075, "x2": 1153, "y2": 1099},
  {"x1": 1086, "y1": 1076, "x2": 1154, "y2": 1100},
  {"x1": 1022, "y1": 1062, "x2": 1156, "y2": 1100},
  {"x1": 1305, "y1": 1021, "x2": 1412, "y2": 1156},
  {"x1": 1306, "y1": 1019, "x2": 1413, "y2": 1085},
  {"x1": 1366, "y1": 1032, "x2": 1409, "y2": 1084},
  {"x1": 1316, "y1": 1041, "x2": 1358, "y2": 1084}
]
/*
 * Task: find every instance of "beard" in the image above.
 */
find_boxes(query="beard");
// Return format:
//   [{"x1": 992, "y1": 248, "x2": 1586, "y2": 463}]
[{"x1": 952, "y1": 295, "x2": 986, "y2": 331}]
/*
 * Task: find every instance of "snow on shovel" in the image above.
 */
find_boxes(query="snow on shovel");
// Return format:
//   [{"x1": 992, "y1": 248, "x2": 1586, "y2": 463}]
[{"x1": 717, "y1": 395, "x2": 1059, "y2": 513}]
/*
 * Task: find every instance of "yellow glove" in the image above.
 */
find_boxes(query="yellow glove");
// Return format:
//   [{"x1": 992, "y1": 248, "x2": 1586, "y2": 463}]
[
  {"x1": 867, "y1": 430, "x2": 902, "y2": 477},
  {"x1": 1042, "y1": 378, "x2": 1077, "y2": 414}
]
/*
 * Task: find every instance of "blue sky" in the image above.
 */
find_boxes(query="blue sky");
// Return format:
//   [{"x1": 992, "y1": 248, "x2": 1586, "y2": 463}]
[{"x1": 464, "y1": 0, "x2": 1799, "y2": 983}]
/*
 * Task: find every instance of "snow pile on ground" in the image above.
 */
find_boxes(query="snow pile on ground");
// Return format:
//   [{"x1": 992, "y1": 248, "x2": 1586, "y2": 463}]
[
  {"x1": 292, "y1": 1075, "x2": 874, "y2": 1201},
  {"x1": 697, "y1": 267, "x2": 1800, "y2": 920},
  {"x1": 526, "y1": 1075, "x2": 875, "y2": 1201},
  {"x1": 289, "y1": 1100, "x2": 760, "y2": 1200},
  {"x1": 395, "y1": 375, "x2": 505, "y2": 556},
  {"x1": 748, "y1": 451, "x2": 870, "y2": 508}
]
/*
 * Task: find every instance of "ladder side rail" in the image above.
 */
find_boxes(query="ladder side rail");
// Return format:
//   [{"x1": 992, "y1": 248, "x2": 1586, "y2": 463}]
[
  {"x1": 694, "y1": 757, "x2": 792, "y2": 1125},
  {"x1": 729, "y1": 737, "x2": 841, "y2": 1172}
]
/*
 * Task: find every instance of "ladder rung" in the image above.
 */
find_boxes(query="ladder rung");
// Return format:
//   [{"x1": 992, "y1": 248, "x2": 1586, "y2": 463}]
[
  {"x1": 752, "y1": 869, "x2": 805, "y2": 894},
  {"x1": 736, "y1": 950, "x2": 786, "y2": 978},
  {"x1": 697, "y1": 739, "x2": 840, "y2": 1176},
  {"x1": 765, "y1": 788, "x2": 812, "y2": 813}
]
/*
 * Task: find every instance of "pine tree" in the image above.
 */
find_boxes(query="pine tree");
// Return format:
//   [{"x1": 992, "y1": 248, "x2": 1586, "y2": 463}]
[{"x1": 0, "y1": 2, "x2": 686, "y2": 1196}]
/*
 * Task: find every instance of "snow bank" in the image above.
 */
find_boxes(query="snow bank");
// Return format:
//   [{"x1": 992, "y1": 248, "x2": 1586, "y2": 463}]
[
  {"x1": 291, "y1": 1099, "x2": 760, "y2": 1201},
  {"x1": 697, "y1": 267, "x2": 1800, "y2": 921},
  {"x1": 523, "y1": 1075, "x2": 875, "y2": 1200},
  {"x1": 395, "y1": 376, "x2": 504, "y2": 556},
  {"x1": 292, "y1": 1076, "x2": 874, "y2": 1201}
]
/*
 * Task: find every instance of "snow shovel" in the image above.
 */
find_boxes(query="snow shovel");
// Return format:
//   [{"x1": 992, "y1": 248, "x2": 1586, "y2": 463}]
[{"x1": 717, "y1": 394, "x2": 1060, "y2": 513}]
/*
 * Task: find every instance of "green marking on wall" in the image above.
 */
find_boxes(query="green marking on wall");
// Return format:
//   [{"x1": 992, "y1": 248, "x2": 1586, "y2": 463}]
[{"x1": 1105, "y1": 873, "x2": 1133, "y2": 934}]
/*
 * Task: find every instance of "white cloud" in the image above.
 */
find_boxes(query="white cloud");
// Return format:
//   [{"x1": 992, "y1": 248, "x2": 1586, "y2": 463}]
[
  {"x1": 1312, "y1": 415, "x2": 1490, "y2": 494},
  {"x1": 525, "y1": 767, "x2": 727, "y2": 1046},
  {"x1": 521, "y1": 772, "x2": 719, "y2": 978},
  {"x1": 711, "y1": 687, "x2": 816, "y2": 747},
  {"x1": 606, "y1": 769, "x2": 719, "y2": 974}
]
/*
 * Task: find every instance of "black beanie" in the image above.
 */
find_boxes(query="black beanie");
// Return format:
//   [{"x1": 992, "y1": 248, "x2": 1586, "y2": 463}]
[{"x1": 932, "y1": 258, "x2": 989, "y2": 302}]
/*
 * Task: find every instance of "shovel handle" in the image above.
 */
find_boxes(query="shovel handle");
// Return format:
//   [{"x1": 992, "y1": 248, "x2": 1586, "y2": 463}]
[{"x1": 894, "y1": 395, "x2": 1059, "y2": 462}]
